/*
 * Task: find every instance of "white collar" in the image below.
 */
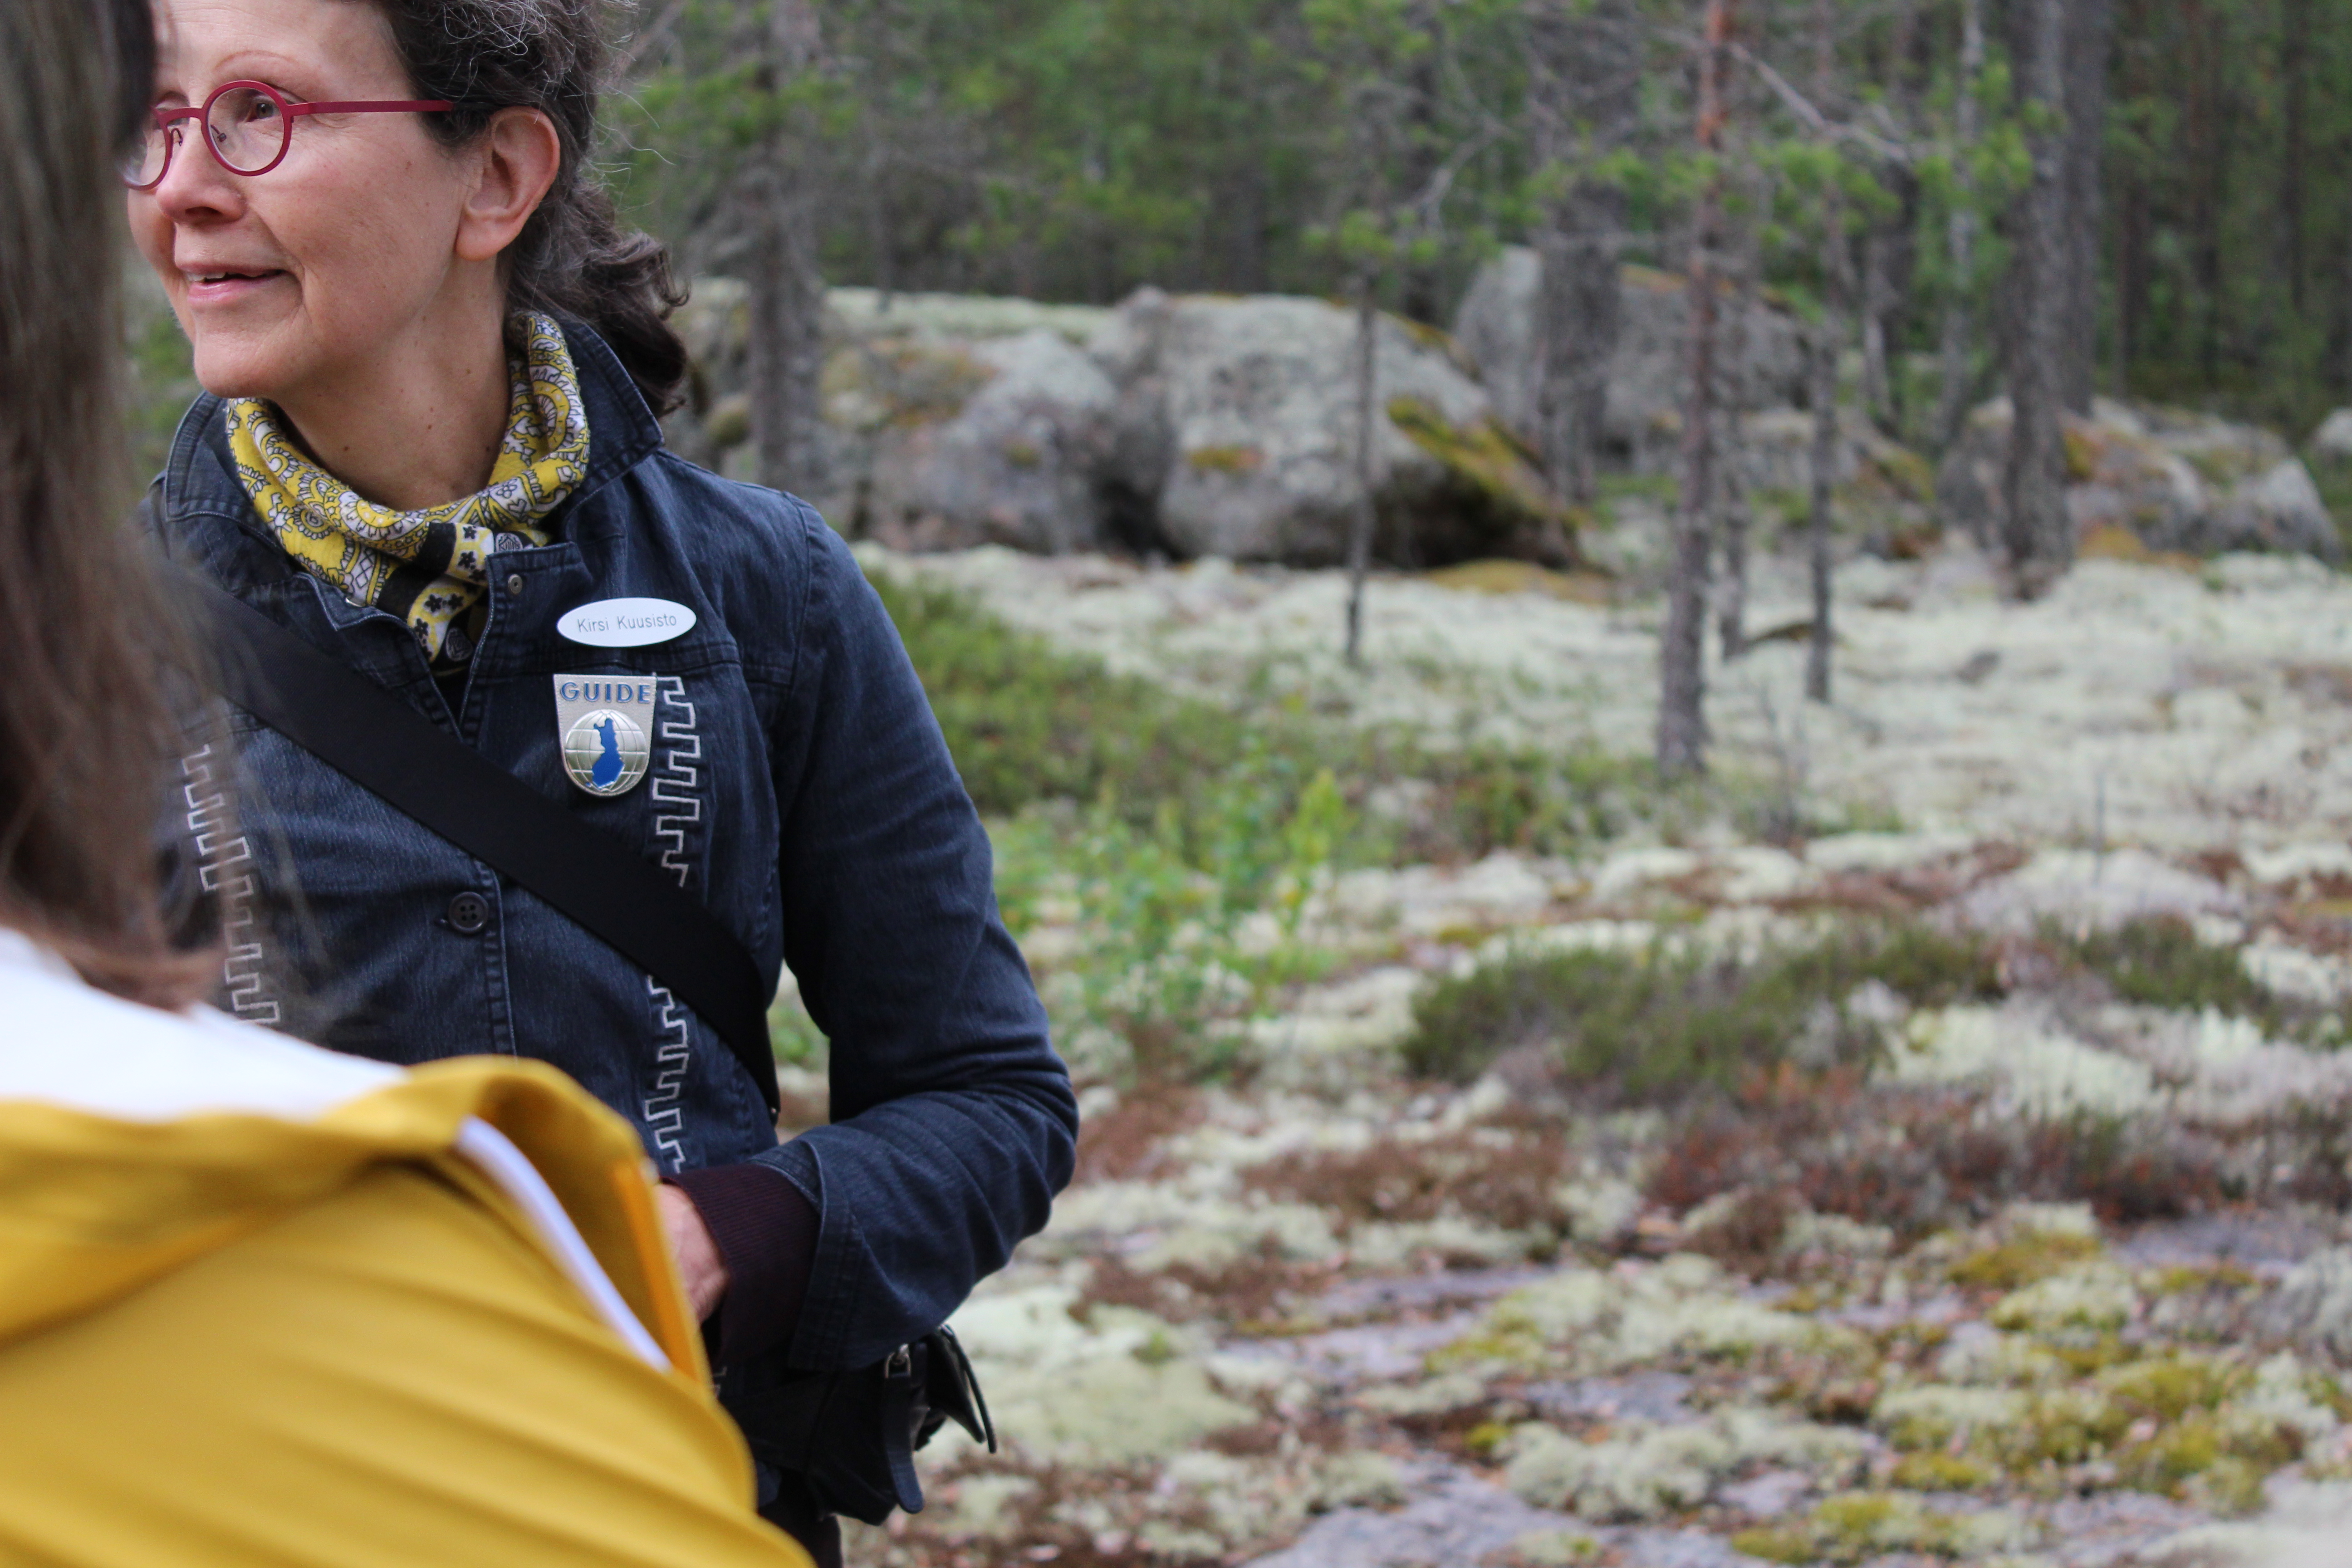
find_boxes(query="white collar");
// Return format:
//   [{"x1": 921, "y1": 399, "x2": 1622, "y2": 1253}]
[{"x1": 0, "y1": 927, "x2": 399, "y2": 1120}]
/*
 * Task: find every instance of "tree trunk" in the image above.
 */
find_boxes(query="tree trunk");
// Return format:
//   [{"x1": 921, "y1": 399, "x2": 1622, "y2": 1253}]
[
  {"x1": 1344, "y1": 281, "x2": 1380, "y2": 667},
  {"x1": 2110, "y1": 0, "x2": 2144, "y2": 400},
  {"x1": 2189, "y1": 1, "x2": 2227, "y2": 387},
  {"x1": 1396, "y1": 3, "x2": 1446, "y2": 323},
  {"x1": 1659, "y1": 0, "x2": 1734, "y2": 781},
  {"x1": 2059, "y1": 0, "x2": 2113, "y2": 412},
  {"x1": 1806, "y1": 299, "x2": 1842, "y2": 703},
  {"x1": 1935, "y1": 0, "x2": 1985, "y2": 451},
  {"x1": 1716, "y1": 470, "x2": 1751, "y2": 662},
  {"x1": 2002, "y1": 0, "x2": 2074, "y2": 598},
  {"x1": 2281, "y1": 0, "x2": 2309, "y2": 314},
  {"x1": 1716, "y1": 163, "x2": 1768, "y2": 665},
  {"x1": 1862, "y1": 0, "x2": 1920, "y2": 436},
  {"x1": 1859, "y1": 230, "x2": 1891, "y2": 435},
  {"x1": 746, "y1": 158, "x2": 826, "y2": 495},
  {"x1": 746, "y1": 0, "x2": 827, "y2": 498},
  {"x1": 2343, "y1": 201, "x2": 2352, "y2": 399},
  {"x1": 1528, "y1": 0, "x2": 1638, "y2": 505},
  {"x1": 1805, "y1": 0, "x2": 1848, "y2": 701}
]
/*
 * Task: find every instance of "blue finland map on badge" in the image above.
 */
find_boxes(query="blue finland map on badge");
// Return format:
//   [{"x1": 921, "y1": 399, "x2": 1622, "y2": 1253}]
[{"x1": 552, "y1": 674, "x2": 655, "y2": 797}]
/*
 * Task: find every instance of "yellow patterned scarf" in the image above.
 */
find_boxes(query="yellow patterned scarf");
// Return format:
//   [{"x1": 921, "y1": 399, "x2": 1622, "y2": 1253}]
[{"x1": 228, "y1": 313, "x2": 591, "y2": 674}]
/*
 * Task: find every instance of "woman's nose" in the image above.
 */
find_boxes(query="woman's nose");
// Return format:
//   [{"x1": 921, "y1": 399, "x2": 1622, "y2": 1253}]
[{"x1": 150, "y1": 132, "x2": 246, "y2": 225}]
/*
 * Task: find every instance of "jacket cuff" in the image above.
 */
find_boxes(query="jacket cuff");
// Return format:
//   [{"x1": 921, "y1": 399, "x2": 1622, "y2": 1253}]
[{"x1": 667, "y1": 1161, "x2": 820, "y2": 1369}]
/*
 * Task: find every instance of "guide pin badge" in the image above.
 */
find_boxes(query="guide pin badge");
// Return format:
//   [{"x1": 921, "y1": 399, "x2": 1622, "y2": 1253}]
[{"x1": 553, "y1": 674, "x2": 655, "y2": 797}]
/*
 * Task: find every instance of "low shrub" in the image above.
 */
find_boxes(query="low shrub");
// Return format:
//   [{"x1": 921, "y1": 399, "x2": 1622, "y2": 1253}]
[
  {"x1": 1643, "y1": 1079, "x2": 2238, "y2": 1243},
  {"x1": 2057, "y1": 916, "x2": 2324, "y2": 1041},
  {"x1": 1400, "y1": 921, "x2": 1999, "y2": 1095},
  {"x1": 1241, "y1": 1123, "x2": 1578, "y2": 1236}
]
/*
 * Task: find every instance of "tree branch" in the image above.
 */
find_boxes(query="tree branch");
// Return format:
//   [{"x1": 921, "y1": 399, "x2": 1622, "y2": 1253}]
[{"x1": 1730, "y1": 41, "x2": 1912, "y2": 166}]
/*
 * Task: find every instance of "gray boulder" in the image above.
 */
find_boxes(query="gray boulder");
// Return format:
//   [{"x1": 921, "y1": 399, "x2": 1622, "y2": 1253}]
[
  {"x1": 2186, "y1": 456, "x2": 2338, "y2": 559},
  {"x1": 1452, "y1": 246, "x2": 1809, "y2": 473},
  {"x1": 862, "y1": 329, "x2": 1119, "y2": 554},
  {"x1": 1095, "y1": 289, "x2": 1575, "y2": 567},
  {"x1": 1937, "y1": 398, "x2": 2339, "y2": 562},
  {"x1": 665, "y1": 279, "x2": 1120, "y2": 544},
  {"x1": 666, "y1": 276, "x2": 1573, "y2": 565},
  {"x1": 2312, "y1": 407, "x2": 2352, "y2": 467}
]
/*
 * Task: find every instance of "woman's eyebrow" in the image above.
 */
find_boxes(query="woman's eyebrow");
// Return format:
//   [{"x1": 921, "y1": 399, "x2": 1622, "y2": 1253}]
[
  {"x1": 201, "y1": 49, "x2": 322, "y2": 94},
  {"x1": 212, "y1": 48, "x2": 310, "y2": 76}
]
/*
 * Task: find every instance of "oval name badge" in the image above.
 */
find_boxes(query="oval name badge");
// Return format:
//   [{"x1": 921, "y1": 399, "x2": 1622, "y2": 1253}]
[{"x1": 556, "y1": 597, "x2": 697, "y2": 648}]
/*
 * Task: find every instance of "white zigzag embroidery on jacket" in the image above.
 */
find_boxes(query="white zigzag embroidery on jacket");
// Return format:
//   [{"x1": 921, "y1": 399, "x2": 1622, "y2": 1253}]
[
  {"x1": 181, "y1": 744, "x2": 279, "y2": 1025},
  {"x1": 642, "y1": 975, "x2": 690, "y2": 1171},
  {"x1": 641, "y1": 677, "x2": 705, "y2": 1170},
  {"x1": 650, "y1": 675, "x2": 702, "y2": 889}
]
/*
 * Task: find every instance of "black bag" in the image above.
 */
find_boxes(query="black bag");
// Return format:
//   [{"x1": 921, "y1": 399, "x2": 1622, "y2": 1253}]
[
  {"x1": 723, "y1": 1325, "x2": 996, "y2": 1526},
  {"x1": 174, "y1": 560, "x2": 997, "y2": 1525}
]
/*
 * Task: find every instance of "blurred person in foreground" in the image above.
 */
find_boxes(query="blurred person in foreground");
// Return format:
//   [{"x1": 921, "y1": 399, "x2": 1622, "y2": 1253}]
[{"x1": 0, "y1": 3, "x2": 811, "y2": 1563}]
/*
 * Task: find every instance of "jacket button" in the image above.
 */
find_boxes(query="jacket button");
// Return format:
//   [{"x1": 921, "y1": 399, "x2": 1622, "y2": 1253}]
[
  {"x1": 446, "y1": 891, "x2": 491, "y2": 935},
  {"x1": 506, "y1": 573, "x2": 524, "y2": 595}
]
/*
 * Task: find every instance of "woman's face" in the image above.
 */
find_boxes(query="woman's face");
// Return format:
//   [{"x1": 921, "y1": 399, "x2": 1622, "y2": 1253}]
[{"x1": 129, "y1": 0, "x2": 480, "y2": 403}]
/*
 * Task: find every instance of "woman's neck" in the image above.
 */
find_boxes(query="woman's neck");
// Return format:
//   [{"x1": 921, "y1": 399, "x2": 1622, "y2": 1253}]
[{"x1": 270, "y1": 294, "x2": 513, "y2": 512}]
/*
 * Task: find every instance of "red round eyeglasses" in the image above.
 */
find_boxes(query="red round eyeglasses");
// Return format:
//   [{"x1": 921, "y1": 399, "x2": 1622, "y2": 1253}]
[{"x1": 122, "y1": 80, "x2": 455, "y2": 190}]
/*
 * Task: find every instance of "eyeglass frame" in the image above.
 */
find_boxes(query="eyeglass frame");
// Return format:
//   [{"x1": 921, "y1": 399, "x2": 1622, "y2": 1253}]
[{"x1": 123, "y1": 79, "x2": 456, "y2": 191}]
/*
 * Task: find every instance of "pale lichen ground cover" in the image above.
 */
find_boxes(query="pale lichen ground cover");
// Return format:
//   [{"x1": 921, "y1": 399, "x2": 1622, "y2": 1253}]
[
  {"x1": 886, "y1": 542, "x2": 2352, "y2": 853},
  {"x1": 833, "y1": 543, "x2": 2352, "y2": 1568}
]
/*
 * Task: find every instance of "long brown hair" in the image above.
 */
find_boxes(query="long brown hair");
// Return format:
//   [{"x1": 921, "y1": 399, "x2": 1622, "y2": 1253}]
[
  {"x1": 371, "y1": 0, "x2": 690, "y2": 414},
  {"x1": 0, "y1": 0, "x2": 211, "y2": 1006}
]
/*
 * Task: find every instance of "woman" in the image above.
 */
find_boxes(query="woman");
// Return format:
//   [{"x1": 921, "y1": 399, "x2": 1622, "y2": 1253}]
[
  {"x1": 0, "y1": 1, "x2": 809, "y2": 1563},
  {"x1": 131, "y1": 0, "x2": 1075, "y2": 1558}
]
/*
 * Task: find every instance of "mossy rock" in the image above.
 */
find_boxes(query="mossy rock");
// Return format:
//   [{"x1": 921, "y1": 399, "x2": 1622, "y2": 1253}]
[
  {"x1": 1387, "y1": 394, "x2": 1581, "y2": 564},
  {"x1": 818, "y1": 339, "x2": 995, "y2": 431},
  {"x1": 1865, "y1": 444, "x2": 1937, "y2": 504}
]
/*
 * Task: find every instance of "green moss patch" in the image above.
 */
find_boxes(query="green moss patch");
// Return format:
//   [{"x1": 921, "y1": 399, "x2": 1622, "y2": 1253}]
[{"x1": 1948, "y1": 1232, "x2": 2103, "y2": 1292}]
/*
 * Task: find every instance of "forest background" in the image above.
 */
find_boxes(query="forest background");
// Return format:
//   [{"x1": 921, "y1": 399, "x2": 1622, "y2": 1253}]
[{"x1": 608, "y1": 0, "x2": 2349, "y2": 466}]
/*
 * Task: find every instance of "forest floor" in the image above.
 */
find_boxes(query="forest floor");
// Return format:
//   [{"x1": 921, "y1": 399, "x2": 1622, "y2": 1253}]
[{"x1": 816, "y1": 540, "x2": 2352, "y2": 1568}]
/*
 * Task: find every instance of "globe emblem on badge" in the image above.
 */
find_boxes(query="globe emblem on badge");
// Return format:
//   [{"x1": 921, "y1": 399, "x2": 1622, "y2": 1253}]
[{"x1": 562, "y1": 707, "x2": 650, "y2": 797}]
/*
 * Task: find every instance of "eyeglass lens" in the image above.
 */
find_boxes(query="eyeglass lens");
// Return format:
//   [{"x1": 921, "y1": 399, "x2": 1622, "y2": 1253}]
[
  {"x1": 121, "y1": 120, "x2": 172, "y2": 187},
  {"x1": 204, "y1": 87, "x2": 289, "y2": 174},
  {"x1": 121, "y1": 86, "x2": 290, "y2": 186}
]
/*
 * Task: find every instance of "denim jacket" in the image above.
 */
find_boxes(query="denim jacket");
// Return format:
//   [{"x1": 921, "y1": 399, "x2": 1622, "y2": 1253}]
[{"x1": 149, "y1": 319, "x2": 1077, "y2": 1372}]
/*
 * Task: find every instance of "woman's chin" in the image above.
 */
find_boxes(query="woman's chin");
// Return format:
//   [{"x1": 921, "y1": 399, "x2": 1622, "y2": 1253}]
[{"x1": 189, "y1": 338, "x2": 304, "y2": 406}]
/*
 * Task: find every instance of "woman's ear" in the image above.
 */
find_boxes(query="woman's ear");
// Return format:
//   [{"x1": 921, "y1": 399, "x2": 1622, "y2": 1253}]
[{"x1": 454, "y1": 107, "x2": 562, "y2": 263}]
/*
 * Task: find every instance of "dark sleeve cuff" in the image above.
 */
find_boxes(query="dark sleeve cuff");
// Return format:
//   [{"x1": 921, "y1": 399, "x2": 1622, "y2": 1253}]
[{"x1": 668, "y1": 1161, "x2": 820, "y2": 1369}]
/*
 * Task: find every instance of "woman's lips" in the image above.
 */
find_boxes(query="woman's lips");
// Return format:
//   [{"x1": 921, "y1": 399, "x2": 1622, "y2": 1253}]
[{"x1": 183, "y1": 269, "x2": 288, "y2": 305}]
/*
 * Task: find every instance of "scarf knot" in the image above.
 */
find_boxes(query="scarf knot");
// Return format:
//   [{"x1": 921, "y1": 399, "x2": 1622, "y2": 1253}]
[{"x1": 229, "y1": 313, "x2": 591, "y2": 673}]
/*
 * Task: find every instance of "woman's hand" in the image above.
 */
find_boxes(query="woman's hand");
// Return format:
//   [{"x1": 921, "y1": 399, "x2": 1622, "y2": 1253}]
[{"x1": 654, "y1": 1183, "x2": 730, "y2": 1322}]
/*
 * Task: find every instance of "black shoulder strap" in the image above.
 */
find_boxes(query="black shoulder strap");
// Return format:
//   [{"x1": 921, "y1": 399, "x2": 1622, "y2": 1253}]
[{"x1": 182, "y1": 571, "x2": 782, "y2": 1119}]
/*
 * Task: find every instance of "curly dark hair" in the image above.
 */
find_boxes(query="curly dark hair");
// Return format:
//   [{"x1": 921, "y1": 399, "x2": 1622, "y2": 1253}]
[{"x1": 371, "y1": 0, "x2": 689, "y2": 414}]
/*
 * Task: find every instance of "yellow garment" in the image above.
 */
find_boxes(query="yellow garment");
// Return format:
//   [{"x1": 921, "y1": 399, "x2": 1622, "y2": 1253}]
[
  {"x1": 227, "y1": 312, "x2": 590, "y2": 672},
  {"x1": 0, "y1": 1056, "x2": 810, "y2": 1568}
]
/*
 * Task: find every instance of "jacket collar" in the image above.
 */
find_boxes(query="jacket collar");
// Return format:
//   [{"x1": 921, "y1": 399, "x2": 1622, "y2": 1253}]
[{"x1": 160, "y1": 315, "x2": 666, "y2": 567}]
